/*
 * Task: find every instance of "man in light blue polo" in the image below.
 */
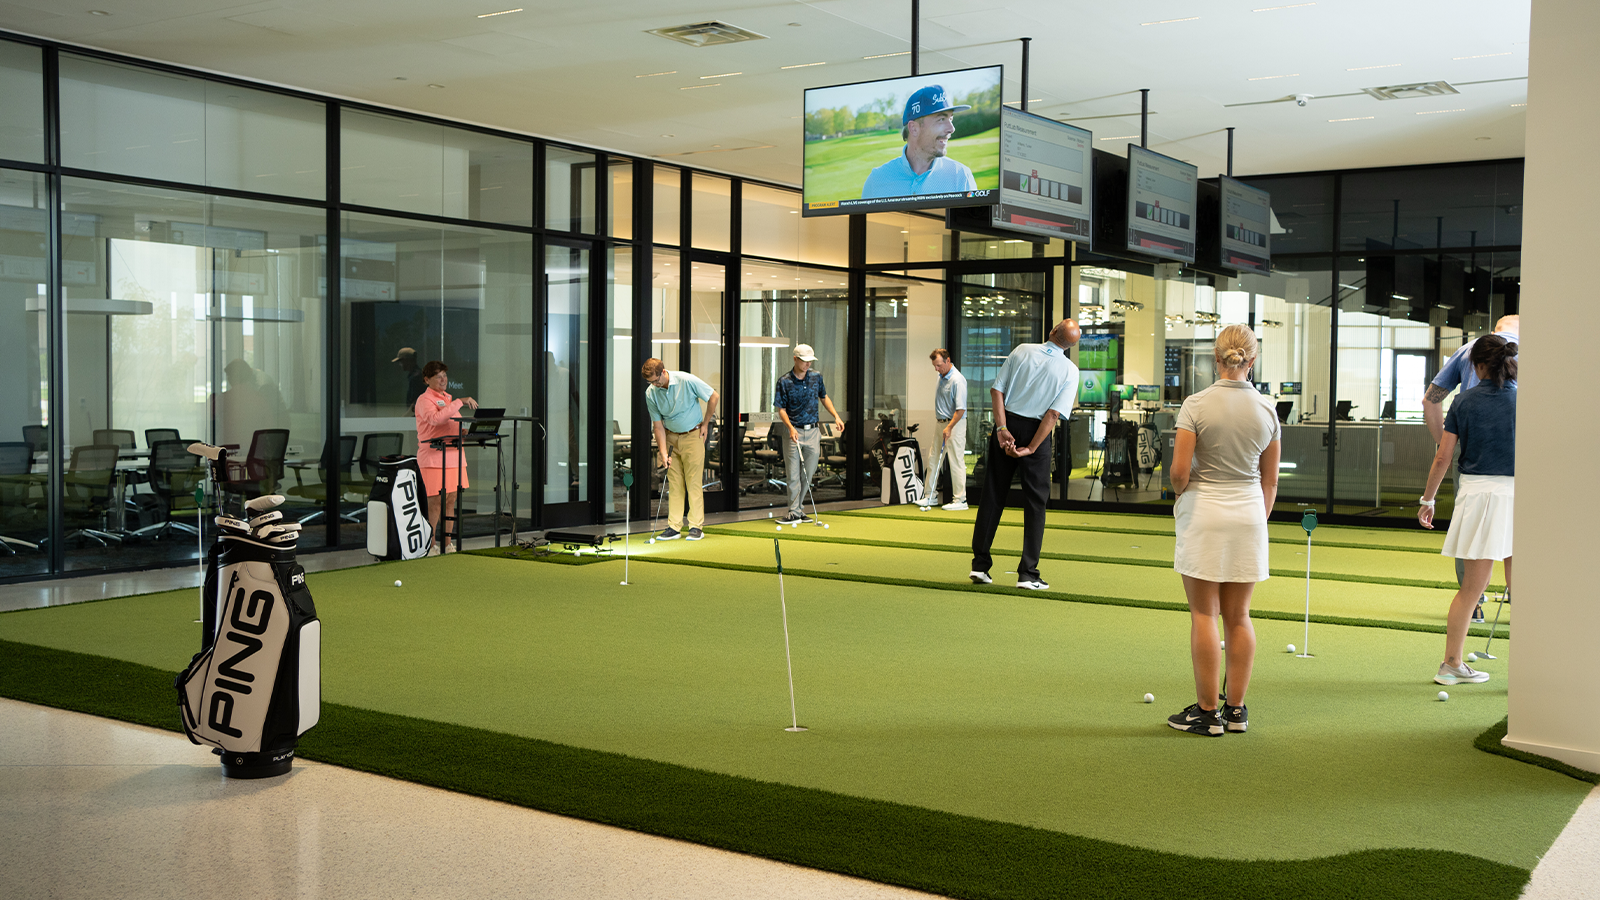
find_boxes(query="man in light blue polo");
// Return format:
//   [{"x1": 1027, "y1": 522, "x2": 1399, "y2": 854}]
[
  {"x1": 860, "y1": 85, "x2": 978, "y2": 200},
  {"x1": 930, "y1": 348, "x2": 969, "y2": 510},
  {"x1": 970, "y1": 319, "x2": 1081, "y2": 590},
  {"x1": 642, "y1": 358, "x2": 718, "y2": 541}
]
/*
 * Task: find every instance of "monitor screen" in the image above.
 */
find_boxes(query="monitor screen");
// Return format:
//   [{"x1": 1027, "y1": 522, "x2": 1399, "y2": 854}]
[
  {"x1": 1280, "y1": 381, "x2": 1301, "y2": 396},
  {"x1": 1077, "y1": 369, "x2": 1113, "y2": 406},
  {"x1": 1113, "y1": 384, "x2": 1137, "y2": 401},
  {"x1": 1254, "y1": 381, "x2": 1271, "y2": 394},
  {"x1": 1078, "y1": 332, "x2": 1119, "y2": 370},
  {"x1": 1219, "y1": 176, "x2": 1271, "y2": 275},
  {"x1": 803, "y1": 66, "x2": 1002, "y2": 217},
  {"x1": 1125, "y1": 144, "x2": 1197, "y2": 262},
  {"x1": 1135, "y1": 384, "x2": 1161, "y2": 402},
  {"x1": 990, "y1": 107, "x2": 1092, "y2": 242}
]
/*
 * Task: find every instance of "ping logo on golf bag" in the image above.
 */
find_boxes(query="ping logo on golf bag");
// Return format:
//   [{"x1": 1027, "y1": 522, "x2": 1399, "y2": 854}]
[
  {"x1": 207, "y1": 575, "x2": 277, "y2": 737},
  {"x1": 179, "y1": 561, "x2": 294, "y2": 752},
  {"x1": 892, "y1": 445, "x2": 925, "y2": 504},
  {"x1": 291, "y1": 571, "x2": 305, "y2": 586},
  {"x1": 391, "y1": 471, "x2": 429, "y2": 555}
]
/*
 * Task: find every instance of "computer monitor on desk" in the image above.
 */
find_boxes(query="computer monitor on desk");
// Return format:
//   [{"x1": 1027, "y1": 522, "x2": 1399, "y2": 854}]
[{"x1": 463, "y1": 407, "x2": 505, "y2": 442}]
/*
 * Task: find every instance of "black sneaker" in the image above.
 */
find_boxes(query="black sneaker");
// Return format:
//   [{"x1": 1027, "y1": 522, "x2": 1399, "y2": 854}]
[
  {"x1": 686, "y1": 527, "x2": 704, "y2": 541},
  {"x1": 1168, "y1": 703, "x2": 1223, "y2": 736},
  {"x1": 1222, "y1": 703, "x2": 1248, "y2": 733},
  {"x1": 798, "y1": 514, "x2": 815, "y2": 523},
  {"x1": 1471, "y1": 602, "x2": 1485, "y2": 623},
  {"x1": 656, "y1": 527, "x2": 681, "y2": 541},
  {"x1": 776, "y1": 514, "x2": 803, "y2": 526}
]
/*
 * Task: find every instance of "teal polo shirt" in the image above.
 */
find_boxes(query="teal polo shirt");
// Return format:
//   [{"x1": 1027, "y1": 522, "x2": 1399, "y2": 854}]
[{"x1": 645, "y1": 370, "x2": 715, "y2": 433}]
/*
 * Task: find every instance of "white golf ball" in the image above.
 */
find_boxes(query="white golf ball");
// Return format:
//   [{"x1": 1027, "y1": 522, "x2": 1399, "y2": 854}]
[
  {"x1": 823, "y1": 523, "x2": 829, "y2": 529},
  {"x1": 776, "y1": 525, "x2": 783, "y2": 532},
  {"x1": 648, "y1": 538, "x2": 655, "y2": 545},
  {"x1": 393, "y1": 580, "x2": 402, "y2": 588},
  {"x1": 1286, "y1": 644, "x2": 1296, "y2": 653},
  {"x1": 1220, "y1": 640, "x2": 1225, "y2": 649},
  {"x1": 791, "y1": 522, "x2": 798, "y2": 529},
  {"x1": 1466, "y1": 652, "x2": 1478, "y2": 662},
  {"x1": 1438, "y1": 691, "x2": 1449, "y2": 701},
  {"x1": 1143, "y1": 693, "x2": 1154, "y2": 704}
]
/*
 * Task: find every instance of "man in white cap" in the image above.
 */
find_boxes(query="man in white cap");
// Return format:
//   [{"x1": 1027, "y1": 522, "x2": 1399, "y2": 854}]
[{"x1": 774, "y1": 343, "x2": 843, "y2": 525}]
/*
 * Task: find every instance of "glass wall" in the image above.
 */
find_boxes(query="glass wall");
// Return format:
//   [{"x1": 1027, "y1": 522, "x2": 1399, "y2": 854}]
[
  {"x1": 343, "y1": 110, "x2": 532, "y2": 226},
  {"x1": 0, "y1": 169, "x2": 48, "y2": 578},
  {"x1": 0, "y1": 39, "x2": 44, "y2": 164},
  {"x1": 545, "y1": 241, "x2": 589, "y2": 511}
]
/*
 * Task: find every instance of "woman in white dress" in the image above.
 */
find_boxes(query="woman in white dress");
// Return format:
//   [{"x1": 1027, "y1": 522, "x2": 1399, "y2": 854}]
[{"x1": 1166, "y1": 325, "x2": 1281, "y2": 736}]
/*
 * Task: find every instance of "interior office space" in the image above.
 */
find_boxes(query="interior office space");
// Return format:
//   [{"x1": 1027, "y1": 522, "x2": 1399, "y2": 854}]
[{"x1": 0, "y1": 0, "x2": 1597, "y2": 873}]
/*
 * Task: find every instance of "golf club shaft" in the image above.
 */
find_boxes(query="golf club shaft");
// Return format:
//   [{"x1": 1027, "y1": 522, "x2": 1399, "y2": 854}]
[{"x1": 1484, "y1": 586, "x2": 1507, "y2": 653}]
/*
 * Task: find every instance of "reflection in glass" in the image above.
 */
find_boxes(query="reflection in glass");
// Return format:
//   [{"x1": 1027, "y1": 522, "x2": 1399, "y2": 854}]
[
  {"x1": 546, "y1": 243, "x2": 589, "y2": 505},
  {"x1": 545, "y1": 147, "x2": 597, "y2": 233},
  {"x1": 741, "y1": 183, "x2": 848, "y2": 266},
  {"x1": 342, "y1": 109, "x2": 533, "y2": 224},
  {"x1": 607, "y1": 247, "x2": 632, "y2": 522},
  {"x1": 0, "y1": 169, "x2": 48, "y2": 578},
  {"x1": 609, "y1": 159, "x2": 634, "y2": 240},
  {"x1": 690, "y1": 173, "x2": 731, "y2": 253},
  {"x1": 653, "y1": 166, "x2": 681, "y2": 246},
  {"x1": 0, "y1": 40, "x2": 45, "y2": 164},
  {"x1": 865, "y1": 211, "x2": 948, "y2": 264}
]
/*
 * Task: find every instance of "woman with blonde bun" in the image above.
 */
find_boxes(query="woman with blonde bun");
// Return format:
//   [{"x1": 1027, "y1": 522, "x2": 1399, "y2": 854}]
[{"x1": 1166, "y1": 324, "x2": 1280, "y2": 736}]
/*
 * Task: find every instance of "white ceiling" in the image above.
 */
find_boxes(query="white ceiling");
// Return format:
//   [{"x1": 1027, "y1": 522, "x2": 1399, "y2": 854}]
[{"x1": 0, "y1": 0, "x2": 1531, "y2": 187}]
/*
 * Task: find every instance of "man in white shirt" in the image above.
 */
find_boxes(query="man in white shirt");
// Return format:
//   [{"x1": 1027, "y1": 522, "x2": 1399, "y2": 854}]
[
  {"x1": 930, "y1": 348, "x2": 968, "y2": 510},
  {"x1": 969, "y1": 320, "x2": 1082, "y2": 590}
]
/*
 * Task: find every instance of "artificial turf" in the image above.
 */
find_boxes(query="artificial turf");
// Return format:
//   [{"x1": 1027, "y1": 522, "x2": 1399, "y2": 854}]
[{"x1": 0, "y1": 509, "x2": 1573, "y2": 900}]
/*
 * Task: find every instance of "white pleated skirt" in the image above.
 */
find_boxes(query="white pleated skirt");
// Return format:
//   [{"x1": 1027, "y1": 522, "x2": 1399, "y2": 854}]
[
  {"x1": 1442, "y1": 474, "x2": 1514, "y2": 560},
  {"x1": 1173, "y1": 480, "x2": 1270, "y2": 583}
]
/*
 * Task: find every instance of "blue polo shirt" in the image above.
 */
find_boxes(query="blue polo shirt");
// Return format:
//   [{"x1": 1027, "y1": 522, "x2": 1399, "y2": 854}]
[
  {"x1": 861, "y1": 152, "x2": 977, "y2": 199},
  {"x1": 935, "y1": 365, "x2": 967, "y2": 420},
  {"x1": 774, "y1": 370, "x2": 827, "y2": 426},
  {"x1": 1432, "y1": 329, "x2": 1518, "y2": 394},
  {"x1": 1445, "y1": 382, "x2": 1516, "y2": 476},
  {"x1": 992, "y1": 341, "x2": 1079, "y2": 419},
  {"x1": 645, "y1": 370, "x2": 714, "y2": 433}
]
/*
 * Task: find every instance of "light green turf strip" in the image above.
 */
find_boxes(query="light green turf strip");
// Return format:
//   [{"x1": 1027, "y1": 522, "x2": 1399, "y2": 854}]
[
  {"x1": 831, "y1": 507, "x2": 1452, "y2": 553},
  {"x1": 645, "y1": 526, "x2": 1503, "y2": 634},
  {"x1": 720, "y1": 515, "x2": 1485, "y2": 591},
  {"x1": 0, "y1": 554, "x2": 1578, "y2": 870}
]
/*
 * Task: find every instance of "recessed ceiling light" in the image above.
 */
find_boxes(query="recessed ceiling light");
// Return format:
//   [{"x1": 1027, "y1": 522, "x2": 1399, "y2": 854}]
[
  {"x1": 1414, "y1": 108, "x2": 1465, "y2": 115},
  {"x1": 636, "y1": 71, "x2": 677, "y2": 78},
  {"x1": 1511, "y1": 102, "x2": 1527, "y2": 107},
  {"x1": 1253, "y1": 3, "x2": 1315, "y2": 10},
  {"x1": 1347, "y1": 63, "x2": 1402, "y2": 71},
  {"x1": 88, "y1": 10, "x2": 111, "y2": 15},
  {"x1": 660, "y1": 133, "x2": 674, "y2": 138},
  {"x1": 680, "y1": 84, "x2": 720, "y2": 90},
  {"x1": 394, "y1": 76, "x2": 407, "y2": 81},
  {"x1": 1141, "y1": 17, "x2": 1199, "y2": 25},
  {"x1": 1248, "y1": 74, "x2": 1300, "y2": 81},
  {"x1": 863, "y1": 51, "x2": 911, "y2": 59},
  {"x1": 781, "y1": 62, "x2": 827, "y2": 69},
  {"x1": 1099, "y1": 134, "x2": 1140, "y2": 141},
  {"x1": 428, "y1": 84, "x2": 445, "y2": 89},
  {"x1": 1453, "y1": 52, "x2": 1513, "y2": 60},
  {"x1": 700, "y1": 72, "x2": 742, "y2": 79},
  {"x1": 1327, "y1": 116, "x2": 1375, "y2": 122},
  {"x1": 1475, "y1": 136, "x2": 1492, "y2": 140},
  {"x1": 476, "y1": 8, "x2": 523, "y2": 17},
  {"x1": 1002, "y1": 99, "x2": 1044, "y2": 106}
]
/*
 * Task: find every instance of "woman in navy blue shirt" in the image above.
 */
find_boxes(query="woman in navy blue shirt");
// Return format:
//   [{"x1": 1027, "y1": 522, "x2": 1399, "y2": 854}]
[{"x1": 1418, "y1": 334, "x2": 1516, "y2": 686}]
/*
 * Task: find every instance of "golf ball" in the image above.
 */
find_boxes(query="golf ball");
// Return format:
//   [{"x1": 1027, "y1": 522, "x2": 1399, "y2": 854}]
[
  {"x1": 1220, "y1": 640, "x2": 1225, "y2": 649},
  {"x1": 776, "y1": 525, "x2": 783, "y2": 532},
  {"x1": 1143, "y1": 693, "x2": 1154, "y2": 704},
  {"x1": 393, "y1": 580, "x2": 402, "y2": 588},
  {"x1": 791, "y1": 522, "x2": 799, "y2": 529},
  {"x1": 648, "y1": 538, "x2": 655, "y2": 545},
  {"x1": 1286, "y1": 644, "x2": 1296, "y2": 653},
  {"x1": 1438, "y1": 691, "x2": 1449, "y2": 701},
  {"x1": 823, "y1": 523, "x2": 829, "y2": 529},
  {"x1": 1466, "y1": 652, "x2": 1478, "y2": 662}
]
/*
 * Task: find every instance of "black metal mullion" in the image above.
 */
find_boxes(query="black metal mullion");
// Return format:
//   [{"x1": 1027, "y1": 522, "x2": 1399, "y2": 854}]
[
  {"x1": 1324, "y1": 172, "x2": 1344, "y2": 516},
  {"x1": 630, "y1": 160, "x2": 653, "y2": 522},
  {"x1": 323, "y1": 102, "x2": 343, "y2": 546},
  {"x1": 42, "y1": 44, "x2": 64, "y2": 572},
  {"x1": 845, "y1": 214, "x2": 867, "y2": 500},
  {"x1": 719, "y1": 180, "x2": 742, "y2": 509}
]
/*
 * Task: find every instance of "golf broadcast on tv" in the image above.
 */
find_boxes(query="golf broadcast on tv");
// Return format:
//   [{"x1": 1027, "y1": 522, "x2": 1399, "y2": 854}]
[{"x1": 802, "y1": 66, "x2": 1002, "y2": 217}]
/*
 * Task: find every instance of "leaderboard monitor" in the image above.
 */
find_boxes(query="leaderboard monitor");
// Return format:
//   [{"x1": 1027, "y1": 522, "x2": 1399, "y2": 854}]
[
  {"x1": 1125, "y1": 144, "x2": 1197, "y2": 262},
  {"x1": 990, "y1": 107, "x2": 1093, "y2": 242},
  {"x1": 802, "y1": 66, "x2": 1002, "y2": 216},
  {"x1": 1219, "y1": 176, "x2": 1272, "y2": 274}
]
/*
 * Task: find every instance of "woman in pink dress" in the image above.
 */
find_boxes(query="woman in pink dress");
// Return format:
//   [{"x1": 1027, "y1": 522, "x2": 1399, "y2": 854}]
[{"x1": 414, "y1": 360, "x2": 477, "y2": 555}]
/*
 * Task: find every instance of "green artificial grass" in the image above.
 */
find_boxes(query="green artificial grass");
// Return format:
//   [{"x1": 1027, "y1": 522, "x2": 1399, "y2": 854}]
[
  {"x1": 0, "y1": 638, "x2": 1533, "y2": 900},
  {"x1": 1476, "y1": 718, "x2": 1600, "y2": 786}
]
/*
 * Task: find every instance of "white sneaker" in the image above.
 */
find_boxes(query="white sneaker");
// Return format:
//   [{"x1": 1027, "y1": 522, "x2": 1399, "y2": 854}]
[
  {"x1": 969, "y1": 571, "x2": 992, "y2": 584},
  {"x1": 1016, "y1": 579, "x2": 1050, "y2": 590},
  {"x1": 1435, "y1": 662, "x2": 1490, "y2": 685},
  {"x1": 426, "y1": 543, "x2": 441, "y2": 557},
  {"x1": 941, "y1": 501, "x2": 968, "y2": 511}
]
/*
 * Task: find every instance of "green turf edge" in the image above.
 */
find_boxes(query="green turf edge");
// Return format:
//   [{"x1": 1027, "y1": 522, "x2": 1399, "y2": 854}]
[
  {"x1": 627, "y1": 551, "x2": 1508, "y2": 639},
  {"x1": 825, "y1": 509, "x2": 1449, "y2": 554},
  {"x1": 701, "y1": 526, "x2": 1498, "y2": 593},
  {"x1": 1475, "y1": 717, "x2": 1600, "y2": 785},
  {"x1": 0, "y1": 638, "x2": 1529, "y2": 900}
]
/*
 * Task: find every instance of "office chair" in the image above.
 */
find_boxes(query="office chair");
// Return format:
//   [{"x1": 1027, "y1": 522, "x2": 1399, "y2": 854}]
[
  {"x1": 145, "y1": 428, "x2": 180, "y2": 449},
  {"x1": 0, "y1": 441, "x2": 41, "y2": 554},
  {"x1": 222, "y1": 428, "x2": 290, "y2": 501},
  {"x1": 287, "y1": 434, "x2": 359, "y2": 525},
  {"x1": 746, "y1": 428, "x2": 787, "y2": 494},
  {"x1": 132, "y1": 440, "x2": 205, "y2": 540},
  {"x1": 59, "y1": 444, "x2": 122, "y2": 547},
  {"x1": 347, "y1": 432, "x2": 404, "y2": 518}
]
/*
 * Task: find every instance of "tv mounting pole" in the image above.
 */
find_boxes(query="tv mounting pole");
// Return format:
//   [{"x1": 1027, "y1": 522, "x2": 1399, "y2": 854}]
[
  {"x1": 1226, "y1": 127, "x2": 1235, "y2": 177},
  {"x1": 1020, "y1": 37, "x2": 1031, "y2": 111},
  {"x1": 911, "y1": 0, "x2": 919, "y2": 75},
  {"x1": 1140, "y1": 89, "x2": 1149, "y2": 148}
]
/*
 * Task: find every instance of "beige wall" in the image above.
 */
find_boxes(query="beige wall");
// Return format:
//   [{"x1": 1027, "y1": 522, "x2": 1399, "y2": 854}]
[{"x1": 1503, "y1": 0, "x2": 1600, "y2": 773}]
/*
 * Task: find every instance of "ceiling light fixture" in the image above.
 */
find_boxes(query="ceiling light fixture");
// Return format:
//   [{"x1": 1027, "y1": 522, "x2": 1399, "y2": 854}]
[
  {"x1": 680, "y1": 84, "x2": 721, "y2": 90},
  {"x1": 428, "y1": 84, "x2": 445, "y2": 89},
  {"x1": 781, "y1": 62, "x2": 826, "y2": 69},
  {"x1": 701, "y1": 72, "x2": 743, "y2": 79},
  {"x1": 1002, "y1": 99, "x2": 1045, "y2": 106},
  {"x1": 1099, "y1": 134, "x2": 1140, "y2": 140},
  {"x1": 1253, "y1": 2, "x2": 1315, "y2": 10},
  {"x1": 476, "y1": 8, "x2": 523, "y2": 17},
  {"x1": 89, "y1": 9, "x2": 112, "y2": 15},
  {"x1": 1453, "y1": 52, "x2": 1513, "y2": 60},
  {"x1": 636, "y1": 71, "x2": 677, "y2": 78},
  {"x1": 1414, "y1": 108, "x2": 1466, "y2": 115},
  {"x1": 863, "y1": 51, "x2": 911, "y2": 59},
  {"x1": 1327, "y1": 116, "x2": 1375, "y2": 122},
  {"x1": 1141, "y1": 17, "x2": 1200, "y2": 25},
  {"x1": 1347, "y1": 63, "x2": 1402, "y2": 71},
  {"x1": 649, "y1": 22, "x2": 768, "y2": 47},
  {"x1": 1511, "y1": 102, "x2": 1527, "y2": 107},
  {"x1": 1248, "y1": 74, "x2": 1300, "y2": 81}
]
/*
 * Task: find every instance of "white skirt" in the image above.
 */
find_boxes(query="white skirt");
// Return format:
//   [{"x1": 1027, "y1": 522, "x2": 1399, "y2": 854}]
[
  {"x1": 1173, "y1": 480, "x2": 1270, "y2": 583},
  {"x1": 1442, "y1": 474, "x2": 1514, "y2": 560}
]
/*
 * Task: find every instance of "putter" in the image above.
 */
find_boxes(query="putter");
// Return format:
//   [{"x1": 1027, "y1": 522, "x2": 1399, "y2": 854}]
[
  {"x1": 786, "y1": 430, "x2": 827, "y2": 528},
  {"x1": 1479, "y1": 585, "x2": 1508, "y2": 659},
  {"x1": 775, "y1": 538, "x2": 807, "y2": 732},
  {"x1": 648, "y1": 451, "x2": 671, "y2": 541}
]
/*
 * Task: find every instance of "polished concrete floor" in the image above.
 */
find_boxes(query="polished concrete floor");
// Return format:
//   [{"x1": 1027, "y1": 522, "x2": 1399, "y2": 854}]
[{"x1": 2, "y1": 518, "x2": 1597, "y2": 899}]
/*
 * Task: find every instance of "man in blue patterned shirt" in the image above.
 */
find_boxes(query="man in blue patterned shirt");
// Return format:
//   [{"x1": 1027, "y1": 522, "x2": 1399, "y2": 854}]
[{"x1": 774, "y1": 343, "x2": 843, "y2": 525}]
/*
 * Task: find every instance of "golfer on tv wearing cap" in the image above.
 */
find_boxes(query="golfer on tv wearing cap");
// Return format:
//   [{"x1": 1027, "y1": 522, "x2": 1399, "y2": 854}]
[{"x1": 861, "y1": 85, "x2": 979, "y2": 200}]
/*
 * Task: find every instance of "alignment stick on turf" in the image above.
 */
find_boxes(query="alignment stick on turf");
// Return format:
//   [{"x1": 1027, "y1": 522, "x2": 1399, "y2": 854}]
[
  {"x1": 620, "y1": 472, "x2": 633, "y2": 585},
  {"x1": 775, "y1": 538, "x2": 806, "y2": 732},
  {"x1": 1298, "y1": 510, "x2": 1316, "y2": 659}
]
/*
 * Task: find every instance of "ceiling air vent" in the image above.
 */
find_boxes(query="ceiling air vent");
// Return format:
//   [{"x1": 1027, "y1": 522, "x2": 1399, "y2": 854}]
[
  {"x1": 647, "y1": 21, "x2": 769, "y2": 47},
  {"x1": 1363, "y1": 81, "x2": 1460, "y2": 101}
]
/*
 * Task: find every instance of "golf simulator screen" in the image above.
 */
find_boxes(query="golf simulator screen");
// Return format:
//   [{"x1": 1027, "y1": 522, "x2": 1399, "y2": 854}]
[
  {"x1": 802, "y1": 66, "x2": 1002, "y2": 217},
  {"x1": 1077, "y1": 369, "x2": 1114, "y2": 407},
  {"x1": 1219, "y1": 175, "x2": 1272, "y2": 275},
  {"x1": 990, "y1": 107, "x2": 1093, "y2": 242},
  {"x1": 1125, "y1": 144, "x2": 1197, "y2": 263}
]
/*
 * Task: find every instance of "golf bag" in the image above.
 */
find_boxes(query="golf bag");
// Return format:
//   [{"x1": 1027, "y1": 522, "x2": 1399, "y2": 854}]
[
  {"x1": 871, "y1": 414, "x2": 926, "y2": 505},
  {"x1": 1101, "y1": 420, "x2": 1139, "y2": 489},
  {"x1": 1136, "y1": 421, "x2": 1163, "y2": 476},
  {"x1": 367, "y1": 455, "x2": 433, "y2": 560},
  {"x1": 174, "y1": 462, "x2": 320, "y2": 779}
]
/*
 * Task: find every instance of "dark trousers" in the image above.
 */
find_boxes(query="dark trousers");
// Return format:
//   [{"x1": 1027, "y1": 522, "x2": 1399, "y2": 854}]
[{"x1": 971, "y1": 415, "x2": 1051, "y2": 582}]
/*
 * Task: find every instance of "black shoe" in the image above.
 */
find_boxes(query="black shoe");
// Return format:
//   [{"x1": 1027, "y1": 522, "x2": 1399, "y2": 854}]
[
  {"x1": 686, "y1": 527, "x2": 704, "y2": 541},
  {"x1": 1222, "y1": 703, "x2": 1248, "y2": 733},
  {"x1": 656, "y1": 527, "x2": 681, "y2": 541},
  {"x1": 1168, "y1": 703, "x2": 1223, "y2": 736},
  {"x1": 776, "y1": 514, "x2": 803, "y2": 526}
]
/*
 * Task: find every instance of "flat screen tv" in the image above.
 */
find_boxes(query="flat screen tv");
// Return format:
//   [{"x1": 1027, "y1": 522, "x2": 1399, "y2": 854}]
[
  {"x1": 1077, "y1": 369, "x2": 1114, "y2": 407},
  {"x1": 1218, "y1": 176, "x2": 1271, "y2": 274},
  {"x1": 1280, "y1": 381, "x2": 1301, "y2": 396},
  {"x1": 803, "y1": 66, "x2": 1002, "y2": 216},
  {"x1": 1125, "y1": 144, "x2": 1197, "y2": 262},
  {"x1": 1077, "y1": 332, "x2": 1119, "y2": 370},
  {"x1": 1136, "y1": 384, "x2": 1162, "y2": 402},
  {"x1": 989, "y1": 107, "x2": 1092, "y2": 242}
]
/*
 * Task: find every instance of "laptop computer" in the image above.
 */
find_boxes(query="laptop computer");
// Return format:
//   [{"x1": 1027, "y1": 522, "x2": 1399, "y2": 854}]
[{"x1": 466, "y1": 407, "x2": 505, "y2": 438}]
